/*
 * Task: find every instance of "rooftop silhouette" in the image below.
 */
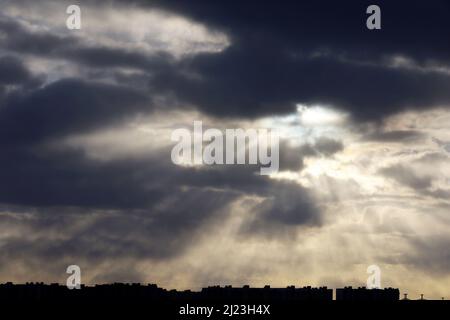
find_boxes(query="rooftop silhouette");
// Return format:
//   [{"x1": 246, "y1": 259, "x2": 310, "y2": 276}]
[
  {"x1": 0, "y1": 282, "x2": 404, "y2": 303},
  {"x1": 336, "y1": 286, "x2": 399, "y2": 301}
]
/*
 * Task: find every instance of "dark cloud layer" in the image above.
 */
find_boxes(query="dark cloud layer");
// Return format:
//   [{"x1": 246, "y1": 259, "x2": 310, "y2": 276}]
[
  {"x1": 0, "y1": 79, "x2": 149, "y2": 145},
  {"x1": 0, "y1": 1, "x2": 450, "y2": 121},
  {"x1": 144, "y1": 0, "x2": 450, "y2": 120},
  {"x1": 0, "y1": 56, "x2": 33, "y2": 85},
  {"x1": 149, "y1": 0, "x2": 450, "y2": 64},
  {"x1": 152, "y1": 46, "x2": 450, "y2": 121},
  {"x1": 364, "y1": 130, "x2": 425, "y2": 143},
  {"x1": 278, "y1": 138, "x2": 343, "y2": 171},
  {"x1": 380, "y1": 164, "x2": 432, "y2": 190},
  {"x1": 3, "y1": 1, "x2": 450, "y2": 121}
]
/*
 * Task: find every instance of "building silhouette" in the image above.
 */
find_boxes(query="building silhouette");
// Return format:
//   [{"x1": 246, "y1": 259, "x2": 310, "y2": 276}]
[
  {"x1": 0, "y1": 282, "x2": 405, "y2": 303},
  {"x1": 335, "y1": 286, "x2": 400, "y2": 301}
]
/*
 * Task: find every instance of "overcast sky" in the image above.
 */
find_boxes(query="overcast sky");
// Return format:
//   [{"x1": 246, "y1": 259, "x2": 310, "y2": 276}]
[{"x1": 0, "y1": 0, "x2": 449, "y2": 299}]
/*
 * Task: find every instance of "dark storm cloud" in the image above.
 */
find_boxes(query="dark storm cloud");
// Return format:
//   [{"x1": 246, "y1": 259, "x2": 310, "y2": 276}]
[
  {"x1": 149, "y1": 45, "x2": 450, "y2": 120},
  {"x1": 0, "y1": 79, "x2": 149, "y2": 145},
  {"x1": 175, "y1": 164, "x2": 320, "y2": 231},
  {"x1": 3, "y1": 1, "x2": 450, "y2": 121},
  {"x1": 313, "y1": 137, "x2": 344, "y2": 156},
  {"x1": 0, "y1": 16, "x2": 73, "y2": 56},
  {"x1": 0, "y1": 148, "x2": 166, "y2": 208},
  {"x1": 0, "y1": 55, "x2": 43, "y2": 103},
  {"x1": 242, "y1": 181, "x2": 321, "y2": 238},
  {"x1": 0, "y1": 56, "x2": 33, "y2": 85},
  {"x1": 148, "y1": 0, "x2": 450, "y2": 63},
  {"x1": 279, "y1": 142, "x2": 306, "y2": 171},
  {"x1": 0, "y1": 55, "x2": 40, "y2": 103},
  {"x1": 141, "y1": 0, "x2": 450, "y2": 121},
  {"x1": 0, "y1": 15, "x2": 174, "y2": 73},
  {"x1": 278, "y1": 138, "x2": 343, "y2": 171},
  {"x1": 363, "y1": 130, "x2": 426, "y2": 143},
  {"x1": 0, "y1": 46, "x2": 322, "y2": 262},
  {"x1": 0, "y1": 137, "x2": 321, "y2": 260},
  {"x1": 0, "y1": 148, "x2": 240, "y2": 261},
  {"x1": 380, "y1": 164, "x2": 432, "y2": 190},
  {"x1": 64, "y1": 46, "x2": 176, "y2": 71},
  {"x1": 0, "y1": 188, "x2": 236, "y2": 261},
  {"x1": 2, "y1": 1, "x2": 450, "y2": 121}
]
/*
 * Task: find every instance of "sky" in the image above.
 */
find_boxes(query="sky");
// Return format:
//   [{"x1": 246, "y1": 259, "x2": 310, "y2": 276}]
[{"x1": 0, "y1": 0, "x2": 450, "y2": 299}]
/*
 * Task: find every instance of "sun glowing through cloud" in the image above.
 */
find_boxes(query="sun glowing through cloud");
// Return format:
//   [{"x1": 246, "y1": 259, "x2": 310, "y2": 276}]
[{"x1": 297, "y1": 104, "x2": 349, "y2": 127}]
